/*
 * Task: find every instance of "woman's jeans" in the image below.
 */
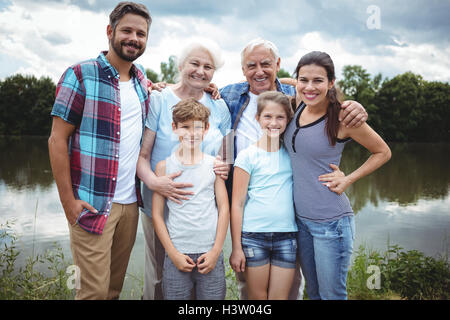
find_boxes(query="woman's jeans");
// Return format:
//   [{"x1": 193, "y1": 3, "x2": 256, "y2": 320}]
[{"x1": 296, "y1": 215, "x2": 355, "y2": 300}]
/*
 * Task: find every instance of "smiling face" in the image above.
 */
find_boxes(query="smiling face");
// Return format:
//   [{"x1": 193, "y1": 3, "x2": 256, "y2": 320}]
[
  {"x1": 242, "y1": 45, "x2": 280, "y2": 95},
  {"x1": 179, "y1": 48, "x2": 216, "y2": 90},
  {"x1": 108, "y1": 13, "x2": 148, "y2": 62},
  {"x1": 296, "y1": 64, "x2": 334, "y2": 110},
  {"x1": 256, "y1": 101, "x2": 289, "y2": 139},
  {"x1": 172, "y1": 119, "x2": 209, "y2": 150}
]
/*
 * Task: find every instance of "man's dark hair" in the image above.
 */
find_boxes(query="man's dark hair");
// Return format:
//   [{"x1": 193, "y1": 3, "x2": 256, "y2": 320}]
[{"x1": 109, "y1": 2, "x2": 152, "y2": 32}]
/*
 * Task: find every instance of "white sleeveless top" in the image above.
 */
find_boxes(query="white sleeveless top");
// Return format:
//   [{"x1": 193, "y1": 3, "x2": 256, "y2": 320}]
[{"x1": 165, "y1": 153, "x2": 218, "y2": 253}]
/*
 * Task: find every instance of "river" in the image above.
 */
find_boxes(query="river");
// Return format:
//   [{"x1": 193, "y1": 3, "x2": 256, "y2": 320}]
[{"x1": 0, "y1": 136, "x2": 448, "y2": 299}]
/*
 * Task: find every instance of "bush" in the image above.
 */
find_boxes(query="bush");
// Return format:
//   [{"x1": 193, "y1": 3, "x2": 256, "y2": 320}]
[
  {"x1": 0, "y1": 222, "x2": 74, "y2": 300},
  {"x1": 383, "y1": 245, "x2": 449, "y2": 300},
  {"x1": 347, "y1": 244, "x2": 449, "y2": 300},
  {"x1": 347, "y1": 245, "x2": 394, "y2": 299},
  {"x1": 225, "y1": 258, "x2": 239, "y2": 300}
]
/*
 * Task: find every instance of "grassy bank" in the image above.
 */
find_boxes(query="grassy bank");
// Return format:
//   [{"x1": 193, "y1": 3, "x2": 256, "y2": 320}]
[
  {"x1": 1, "y1": 222, "x2": 448, "y2": 300},
  {"x1": 0, "y1": 221, "x2": 74, "y2": 300},
  {"x1": 347, "y1": 243, "x2": 449, "y2": 300}
]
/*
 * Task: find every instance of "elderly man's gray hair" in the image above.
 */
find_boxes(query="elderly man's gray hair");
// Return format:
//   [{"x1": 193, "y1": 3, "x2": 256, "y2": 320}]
[{"x1": 241, "y1": 38, "x2": 280, "y2": 67}]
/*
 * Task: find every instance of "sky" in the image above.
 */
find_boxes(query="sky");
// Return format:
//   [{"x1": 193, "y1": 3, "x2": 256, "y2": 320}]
[{"x1": 0, "y1": 0, "x2": 449, "y2": 88}]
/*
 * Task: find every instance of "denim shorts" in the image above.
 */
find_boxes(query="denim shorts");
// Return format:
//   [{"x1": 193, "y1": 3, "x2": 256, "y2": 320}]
[{"x1": 241, "y1": 232, "x2": 298, "y2": 269}]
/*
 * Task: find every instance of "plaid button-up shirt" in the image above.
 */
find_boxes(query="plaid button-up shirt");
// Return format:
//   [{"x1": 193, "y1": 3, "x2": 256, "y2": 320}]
[{"x1": 51, "y1": 51, "x2": 150, "y2": 235}]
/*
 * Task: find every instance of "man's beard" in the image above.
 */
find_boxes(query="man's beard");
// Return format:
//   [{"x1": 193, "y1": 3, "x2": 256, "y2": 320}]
[{"x1": 111, "y1": 34, "x2": 145, "y2": 62}]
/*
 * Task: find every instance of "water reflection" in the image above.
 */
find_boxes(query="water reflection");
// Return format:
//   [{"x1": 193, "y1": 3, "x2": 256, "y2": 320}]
[
  {"x1": 0, "y1": 137, "x2": 449, "y2": 259},
  {"x1": 0, "y1": 136, "x2": 54, "y2": 190},
  {"x1": 1, "y1": 137, "x2": 449, "y2": 206},
  {"x1": 341, "y1": 142, "x2": 450, "y2": 212}
]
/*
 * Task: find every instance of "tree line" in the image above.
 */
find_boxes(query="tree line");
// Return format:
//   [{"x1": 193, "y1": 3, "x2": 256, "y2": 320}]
[
  {"x1": 337, "y1": 65, "x2": 450, "y2": 142},
  {"x1": 0, "y1": 64, "x2": 448, "y2": 142}
]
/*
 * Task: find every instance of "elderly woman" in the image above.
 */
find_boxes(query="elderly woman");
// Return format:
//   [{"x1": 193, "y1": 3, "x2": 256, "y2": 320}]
[{"x1": 136, "y1": 40, "x2": 231, "y2": 300}]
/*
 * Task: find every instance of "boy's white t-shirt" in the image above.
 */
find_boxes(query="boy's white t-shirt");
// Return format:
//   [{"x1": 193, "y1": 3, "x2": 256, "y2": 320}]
[
  {"x1": 165, "y1": 153, "x2": 218, "y2": 254},
  {"x1": 113, "y1": 80, "x2": 142, "y2": 204}
]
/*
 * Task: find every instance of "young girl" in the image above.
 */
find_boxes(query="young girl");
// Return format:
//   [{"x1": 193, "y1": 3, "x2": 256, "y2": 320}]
[
  {"x1": 284, "y1": 51, "x2": 391, "y2": 300},
  {"x1": 230, "y1": 91, "x2": 298, "y2": 300}
]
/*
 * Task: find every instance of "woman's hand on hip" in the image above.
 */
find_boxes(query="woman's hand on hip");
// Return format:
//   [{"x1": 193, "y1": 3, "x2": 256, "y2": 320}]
[{"x1": 318, "y1": 164, "x2": 351, "y2": 195}]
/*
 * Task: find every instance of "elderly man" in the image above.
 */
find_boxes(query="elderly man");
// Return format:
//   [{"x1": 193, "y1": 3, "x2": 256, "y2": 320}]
[
  {"x1": 48, "y1": 2, "x2": 151, "y2": 300},
  {"x1": 219, "y1": 38, "x2": 367, "y2": 300}
]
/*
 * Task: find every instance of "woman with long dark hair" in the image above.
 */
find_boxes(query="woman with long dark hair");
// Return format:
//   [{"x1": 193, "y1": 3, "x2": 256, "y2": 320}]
[{"x1": 284, "y1": 51, "x2": 391, "y2": 299}]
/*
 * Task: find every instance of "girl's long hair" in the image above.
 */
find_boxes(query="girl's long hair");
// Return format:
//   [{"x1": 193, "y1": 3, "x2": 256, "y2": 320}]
[{"x1": 293, "y1": 51, "x2": 342, "y2": 146}]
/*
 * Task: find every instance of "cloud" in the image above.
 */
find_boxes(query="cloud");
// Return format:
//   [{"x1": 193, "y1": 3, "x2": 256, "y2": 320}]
[
  {"x1": 0, "y1": 2, "x2": 107, "y2": 81},
  {"x1": 0, "y1": 0, "x2": 449, "y2": 85},
  {"x1": 282, "y1": 31, "x2": 450, "y2": 83},
  {"x1": 42, "y1": 32, "x2": 72, "y2": 46}
]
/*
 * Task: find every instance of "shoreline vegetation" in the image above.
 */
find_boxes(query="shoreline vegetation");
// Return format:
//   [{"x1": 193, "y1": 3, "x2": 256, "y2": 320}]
[
  {"x1": 1, "y1": 221, "x2": 448, "y2": 300},
  {"x1": 0, "y1": 65, "x2": 449, "y2": 142}
]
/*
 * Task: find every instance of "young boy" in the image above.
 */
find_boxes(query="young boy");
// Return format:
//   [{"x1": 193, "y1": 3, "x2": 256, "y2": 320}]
[{"x1": 151, "y1": 98, "x2": 230, "y2": 300}]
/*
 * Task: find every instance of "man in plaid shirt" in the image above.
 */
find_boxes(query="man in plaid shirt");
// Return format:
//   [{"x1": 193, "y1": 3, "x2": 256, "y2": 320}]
[{"x1": 48, "y1": 2, "x2": 151, "y2": 300}]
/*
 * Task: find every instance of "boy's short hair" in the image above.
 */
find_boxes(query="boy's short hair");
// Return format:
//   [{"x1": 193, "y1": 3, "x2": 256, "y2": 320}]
[{"x1": 172, "y1": 98, "x2": 211, "y2": 126}]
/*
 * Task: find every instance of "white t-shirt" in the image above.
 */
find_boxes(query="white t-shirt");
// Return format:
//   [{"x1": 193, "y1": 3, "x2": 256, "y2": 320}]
[
  {"x1": 235, "y1": 92, "x2": 262, "y2": 156},
  {"x1": 113, "y1": 80, "x2": 142, "y2": 204}
]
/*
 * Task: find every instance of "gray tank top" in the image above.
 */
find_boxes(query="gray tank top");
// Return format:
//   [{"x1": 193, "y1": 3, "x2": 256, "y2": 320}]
[
  {"x1": 165, "y1": 152, "x2": 218, "y2": 253},
  {"x1": 284, "y1": 104, "x2": 354, "y2": 222}
]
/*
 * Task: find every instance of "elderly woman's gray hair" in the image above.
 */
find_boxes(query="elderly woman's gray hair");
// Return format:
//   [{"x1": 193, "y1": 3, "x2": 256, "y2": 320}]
[
  {"x1": 240, "y1": 38, "x2": 280, "y2": 66},
  {"x1": 177, "y1": 39, "x2": 225, "y2": 70}
]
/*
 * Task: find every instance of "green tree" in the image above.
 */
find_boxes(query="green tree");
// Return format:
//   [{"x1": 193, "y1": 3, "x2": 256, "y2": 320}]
[
  {"x1": 0, "y1": 74, "x2": 55, "y2": 136},
  {"x1": 420, "y1": 81, "x2": 450, "y2": 142},
  {"x1": 376, "y1": 72, "x2": 425, "y2": 142},
  {"x1": 160, "y1": 55, "x2": 178, "y2": 84},
  {"x1": 277, "y1": 68, "x2": 291, "y2": 78},
  {"x1": 338, "y1": 65, "x2": 372, "y2": 99},
  {"x1": 338, "y1": 65, "x2": 383, "y2": 132},
  {"x1": 145, "y1": 68, "x2": 160, "y2": 83}
]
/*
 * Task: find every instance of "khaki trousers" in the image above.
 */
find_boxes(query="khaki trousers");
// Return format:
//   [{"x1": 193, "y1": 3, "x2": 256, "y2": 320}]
[{"x1": 68, "y1": 202, "x2": 139, "y2": 300}]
